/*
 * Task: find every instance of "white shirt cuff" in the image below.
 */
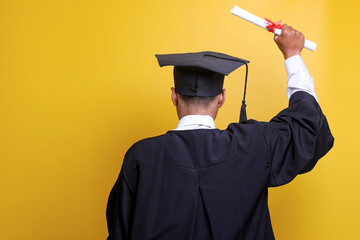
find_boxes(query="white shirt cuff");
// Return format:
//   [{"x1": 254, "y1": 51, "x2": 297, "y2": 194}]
[{"x1": 284, "y1": 55, "x2": 318, "y2": 102}]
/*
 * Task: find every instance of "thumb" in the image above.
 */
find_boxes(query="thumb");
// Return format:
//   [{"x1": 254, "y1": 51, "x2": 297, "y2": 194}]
[{"x1": 274, "y1": 34, "x2": 279, "y2": 42}]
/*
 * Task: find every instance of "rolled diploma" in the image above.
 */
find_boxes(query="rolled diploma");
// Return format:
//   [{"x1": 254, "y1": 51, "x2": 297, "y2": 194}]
[{"x1": 230, "y1": 6, "x2": 316, "y2": 52}]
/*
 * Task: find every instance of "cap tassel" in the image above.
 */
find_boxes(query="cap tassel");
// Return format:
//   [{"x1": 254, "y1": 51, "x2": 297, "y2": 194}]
[
  {"x1": 240, "y1": 100, "x2": 247, "y2": 122},
  {"x1": 239, "y1": 63, "x2": 248, "y2": 123}
]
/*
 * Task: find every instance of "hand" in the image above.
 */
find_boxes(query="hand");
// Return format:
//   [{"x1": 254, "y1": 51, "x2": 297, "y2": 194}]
[{"x1": 274, "y1": 24, "x2": 305, "y2": 60}]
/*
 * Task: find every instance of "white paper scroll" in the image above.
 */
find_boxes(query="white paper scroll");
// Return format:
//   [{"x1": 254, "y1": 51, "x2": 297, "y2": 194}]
[{"x1": 230, "y1": 6, "x2": 317, "y2": 52}]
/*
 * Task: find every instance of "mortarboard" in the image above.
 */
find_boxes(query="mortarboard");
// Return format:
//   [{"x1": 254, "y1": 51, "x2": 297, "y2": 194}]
[{"x1": 155, "y1": 51, "x2": 250, "y2": 123}]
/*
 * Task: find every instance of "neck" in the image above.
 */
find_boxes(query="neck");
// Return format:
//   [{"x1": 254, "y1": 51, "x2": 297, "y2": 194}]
[
  {"x1": 174, "y1": 92, "x2": 224, "y2": 120},
  {"x1": 177, "y1": 105, "x2": 218, "y2": 120}
]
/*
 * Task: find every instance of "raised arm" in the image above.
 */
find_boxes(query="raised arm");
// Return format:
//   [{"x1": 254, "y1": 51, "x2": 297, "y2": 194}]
[
  {"x1": 265, "y1": 25, "x2": 334, "y2": 187},
  {"x1": 275, "y1": 24, "x2": 318, "y2": 102}
]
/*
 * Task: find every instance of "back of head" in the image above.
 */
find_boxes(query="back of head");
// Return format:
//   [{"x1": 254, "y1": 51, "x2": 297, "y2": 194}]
[
  {"x1": 156, "y1": 51, "x2": 250, "y2": 122},
  {"x1": 179, "y1": 95, "x2": 216, "y2": 109}
]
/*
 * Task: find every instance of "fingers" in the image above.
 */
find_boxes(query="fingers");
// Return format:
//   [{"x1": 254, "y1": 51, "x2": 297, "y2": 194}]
[
  {"x1": 281, "y1": 24, "x2": 294, "y2": 35},
  {"x1": 282, "y1": 24, "x2": 288, "y2": 31},
  {"x1": 281, "y1": 24, "x2": 303, "y2": 37},
  {"x1": 273, "y1": 23, "x2": 305, "y2": 59}
]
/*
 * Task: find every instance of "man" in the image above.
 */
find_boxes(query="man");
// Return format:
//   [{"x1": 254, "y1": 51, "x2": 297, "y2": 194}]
[{"x1": 106, "y1": 24, "x2": 334, "y2": 239}]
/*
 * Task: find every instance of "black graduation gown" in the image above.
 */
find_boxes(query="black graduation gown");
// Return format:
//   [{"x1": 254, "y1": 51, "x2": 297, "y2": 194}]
[{"x1": 106, "y1": 91, "x2": 334, "y2": 240}]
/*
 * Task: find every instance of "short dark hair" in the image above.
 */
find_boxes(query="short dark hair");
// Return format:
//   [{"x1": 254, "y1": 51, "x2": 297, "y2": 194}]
[{"x1": 179, "y1": 95, "x2": 216, "y2": 108}]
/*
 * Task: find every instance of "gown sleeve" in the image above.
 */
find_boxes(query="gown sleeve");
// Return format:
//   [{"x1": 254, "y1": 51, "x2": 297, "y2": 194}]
[
  {"x1": 106, "y1": 169, "x2": 134, "y2": 240},
  {"x1": 265, "y1": 91, "x2": 334, "y2": 187}
]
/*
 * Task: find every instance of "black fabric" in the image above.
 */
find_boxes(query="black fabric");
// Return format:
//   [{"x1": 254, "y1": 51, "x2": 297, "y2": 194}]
[
  {"x1": 106, "y1": 91, "x2": 334, "y2": 240},
  {"x1": 155, "y1": 51, "x2": 249, "y2": 97}
]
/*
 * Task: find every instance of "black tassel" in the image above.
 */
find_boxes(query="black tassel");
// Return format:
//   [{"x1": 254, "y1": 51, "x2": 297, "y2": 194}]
[
  {"x1": 239, "y1": 63, "x2": 249, "y2": 123},
  {"x1": 240, "y1": 100, "x2": 247, "y2": 123}
]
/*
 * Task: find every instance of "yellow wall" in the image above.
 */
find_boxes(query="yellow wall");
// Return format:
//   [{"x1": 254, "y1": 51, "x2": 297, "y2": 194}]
[{"x1": 0, "y1": 0, "x2": 359, "y2": 239}]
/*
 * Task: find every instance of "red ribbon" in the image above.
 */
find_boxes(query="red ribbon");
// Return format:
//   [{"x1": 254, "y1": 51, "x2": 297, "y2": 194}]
[{"x1": 265, "y1": 18, "x2": 282, "y2": 33}]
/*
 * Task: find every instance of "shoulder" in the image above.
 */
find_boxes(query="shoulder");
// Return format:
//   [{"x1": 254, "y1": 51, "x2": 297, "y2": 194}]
[
  {"x1": 128, "y1": 134, "x2": 166, "y2": 154},
  {"x1": 122, "y1": 133, "x2": 168, "y2": 170},
  {"x1": 225, "y1": 120, "x2": 272, "y2": 153},
  {"x1": 226, "y1": 119, "x2": 267, "y2": 135}
]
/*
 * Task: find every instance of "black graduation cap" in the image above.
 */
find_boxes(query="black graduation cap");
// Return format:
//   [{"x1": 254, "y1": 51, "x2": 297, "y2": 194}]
[{"x1": 155, "y1": 51, "x2": 250, "y2": 123}]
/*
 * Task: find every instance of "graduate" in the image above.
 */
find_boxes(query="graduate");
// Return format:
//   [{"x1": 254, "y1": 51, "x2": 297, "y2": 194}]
[{"x1": 106, "y1": 24, "x2": 334, "y2": 239}]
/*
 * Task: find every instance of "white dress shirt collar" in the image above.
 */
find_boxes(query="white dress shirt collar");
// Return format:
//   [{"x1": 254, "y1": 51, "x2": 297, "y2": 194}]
[{"x1": 174, "y1": 115, "x2": 215, "y2": 131}]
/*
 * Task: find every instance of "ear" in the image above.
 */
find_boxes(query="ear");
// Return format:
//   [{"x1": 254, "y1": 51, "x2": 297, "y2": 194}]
[
  {"x1": 171, "y1": 87, "x2": 178, "y2": 106},
  {"x1": 217, "y1": 89, "x2": 226, "y2": 108}
]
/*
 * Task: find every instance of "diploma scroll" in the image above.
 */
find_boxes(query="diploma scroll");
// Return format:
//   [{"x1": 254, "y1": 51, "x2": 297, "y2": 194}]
[{"x1": 230, "y1": 6, "x2": 317, "y2": 52}]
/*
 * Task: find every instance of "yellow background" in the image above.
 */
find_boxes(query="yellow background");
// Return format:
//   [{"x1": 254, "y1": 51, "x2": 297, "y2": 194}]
[{"x1": 0, "y1": 0, "x2": 359, "y2": 239}]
